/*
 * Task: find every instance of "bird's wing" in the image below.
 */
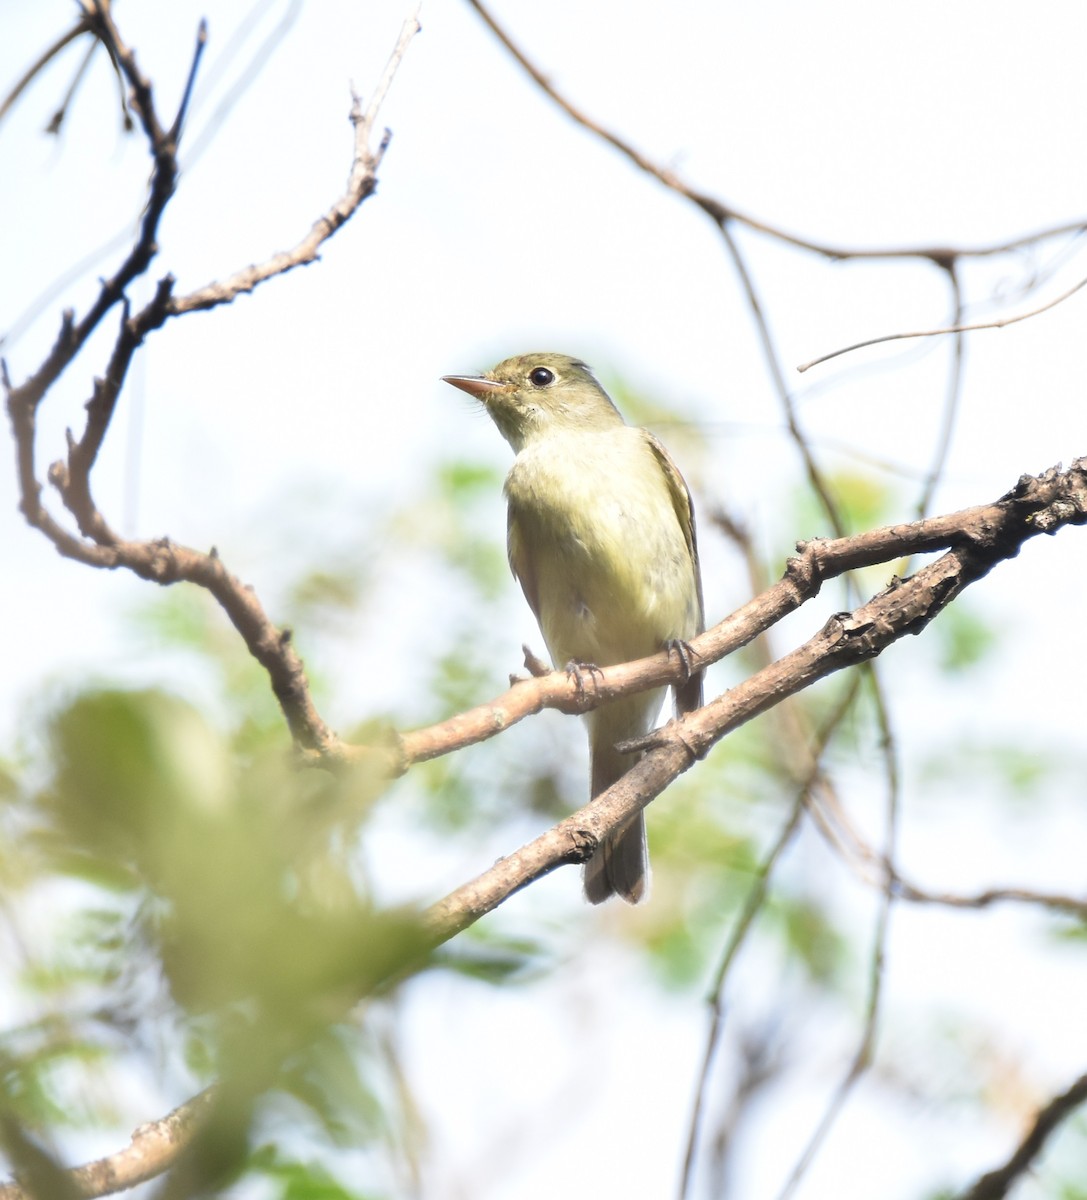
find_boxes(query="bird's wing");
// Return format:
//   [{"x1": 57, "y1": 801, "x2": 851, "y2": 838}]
[
  {"x1": 644, "y1": 430, "x2": 705, "y2": 714},
  {"x1": 506, "y1": 502, "x2": 542, "y2": 625},
  {"x1": 643, "y1": 430, "x2": 705, "y2": 633}
]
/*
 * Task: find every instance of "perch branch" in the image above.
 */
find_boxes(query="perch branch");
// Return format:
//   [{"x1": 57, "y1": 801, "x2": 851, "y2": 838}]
[{"x1": 423, "y1": 459, "x2": 1087, "y2": 937}]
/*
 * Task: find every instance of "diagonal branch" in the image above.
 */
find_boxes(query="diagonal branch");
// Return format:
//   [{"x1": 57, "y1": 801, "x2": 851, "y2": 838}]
[
  {"x1": 423, "y1": 459, "x2": 1087, "y2": 938},
  {"x1": 400, "y1": 459, "x2": 1087, "y2": 771},
  {"x1": 0, "y1": 1089, "x2": 214, "y2": 1200},
  {"x1": 958, "y1": 1071, "x2": 1087, "y2": 1200}
]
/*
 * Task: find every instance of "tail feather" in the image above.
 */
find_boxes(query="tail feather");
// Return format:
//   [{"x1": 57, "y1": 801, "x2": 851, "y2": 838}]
[
  {"x1": 582, "y1": 665, "x2": 703, "y2": 904},
  {"x1": 675, "y1": 659, "x2": 704, "y2": 717},
  {"x1": 583, "y1": 697, "x2": 656, "y2": 904},
  {"x1": 584, "y1": 810, "x2": 646, "y2": 904}
]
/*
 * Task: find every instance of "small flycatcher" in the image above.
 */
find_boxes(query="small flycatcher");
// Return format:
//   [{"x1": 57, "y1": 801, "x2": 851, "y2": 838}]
[{"x1": 443, "y1": 352, "x2": 704, "y2": 903}]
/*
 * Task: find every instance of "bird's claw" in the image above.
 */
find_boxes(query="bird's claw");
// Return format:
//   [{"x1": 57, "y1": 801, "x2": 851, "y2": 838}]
[
  {"x1": 664, "y1": 638, "x2": 699, "y2": 680},
  {"x1": 564, "y1": 659, "x2": 604, "y2": 695}
]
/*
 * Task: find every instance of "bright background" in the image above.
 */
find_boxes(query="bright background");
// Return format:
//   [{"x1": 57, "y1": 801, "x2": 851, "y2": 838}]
[{"x1": 3, "y1": 3, "x2": 1087, "y2": 1198}]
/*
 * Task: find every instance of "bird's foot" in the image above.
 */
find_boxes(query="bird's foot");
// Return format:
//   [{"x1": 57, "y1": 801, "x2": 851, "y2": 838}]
[
  {"x1": 664, "y1": 638, "x2": 700, "y2": 680},
  {"x1": 564, "y1": 659, "x2": 605, "y2": 697}
]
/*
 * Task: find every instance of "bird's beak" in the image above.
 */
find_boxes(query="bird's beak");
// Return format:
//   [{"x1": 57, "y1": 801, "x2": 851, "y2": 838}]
[{"x1": 441, "y1": 374, "x2": 514, "y2": 399}]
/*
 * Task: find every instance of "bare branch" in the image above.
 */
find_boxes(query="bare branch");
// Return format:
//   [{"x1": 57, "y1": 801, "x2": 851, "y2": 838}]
[
  {"x1": 464, "y1": 0, "x2": 1087, "y2": 268},
  {"x1": 4, "y1": 7, "x2": 421, "y2": 757},
  {"x1": 4, "y1": 6, "x2": 184, "y2": 432},
  {"x1": 0, "y1": 1089, "x2": 214, "y2": 1200},
  {"x1": 165, "y1": 5, "x2": 421, "y2": 316},
  {"x1": 797, "y1": 271, "x2": 1087, "y2": 373},
  {"x1": 424, "y1": 459, "x2": 1087, "y2": 937},
  {"x1": 0, "y1": 13, "x2": 94, "y2": 127},
  {"x1": 958, "y1": 1071, "x2": 1087, "y2": 1200},
  {"x1": 402, "y1": 460, "x2": 1087, "y2": 772}
]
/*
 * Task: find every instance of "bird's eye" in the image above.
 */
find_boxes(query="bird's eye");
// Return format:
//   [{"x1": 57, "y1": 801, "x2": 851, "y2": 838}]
[{"x1": 528, "y1": 367, "x2": 555, "y2": 388}]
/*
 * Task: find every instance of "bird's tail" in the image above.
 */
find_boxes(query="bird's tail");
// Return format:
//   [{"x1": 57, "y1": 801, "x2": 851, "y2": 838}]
[
  {"x1": 582, "y1": 664, "x2": 703, "y2": 904},
  {"x1": 583, "y1": 696, "x2": 655, "y2": 905}
]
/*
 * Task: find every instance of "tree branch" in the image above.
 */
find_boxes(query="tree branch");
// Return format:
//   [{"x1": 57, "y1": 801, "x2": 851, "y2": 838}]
[
  {"x1": 3, "y1": 7, "x2": 421, "y2": 758},
  {"x1": 423, "y1": 459, "x2": 1087, "y2": 937},
  {"x1": 958, "y1": 1071, "x2": 1087, "y2": 1200},
  {"x1": 464, "y1": 0, "x2": 1087, "y2": 268},
  {"x1": 402, "y1": 460, "x2": 1087, "y2": 770},
  {"x1": 0, "y1": 1089, "x2": 214, "y2": 1200},
  {"x1": 797, "y1": 270, "x2": 1087, "y2": 373}
]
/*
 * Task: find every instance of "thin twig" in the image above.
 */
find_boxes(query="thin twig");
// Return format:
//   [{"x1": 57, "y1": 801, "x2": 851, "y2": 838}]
[
  {"x1": 167, "y1": 19, "x2": 208, "y2": 143},
  {"x1": 464, "y1": 0, "x2": 1087, "y2": 267},
  {"x1": 797, "y1": 272, "x2": 1087, "y2": 373},
  {"x1": 915, "y1": 264, "x2": 966, "y2": 518},
  {"x1": 717, "y1": 221, "x2": 845, "y2": 539},
  {"x1": 0, "y1": 15, "x2": 92, "y2": 126}
]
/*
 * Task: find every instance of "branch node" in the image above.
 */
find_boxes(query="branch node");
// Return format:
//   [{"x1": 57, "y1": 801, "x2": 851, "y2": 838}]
[
  {"x1": 521, "y1": 644, "x2": 550, "y2": 677},
  {"x1": 568, "y1": 827, "x2": 598, "y2": 865}
]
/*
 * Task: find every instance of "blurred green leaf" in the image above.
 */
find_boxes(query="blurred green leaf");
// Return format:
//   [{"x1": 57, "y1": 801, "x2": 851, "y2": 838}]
[
  {"x1": 250, "y1": 1143, "x2": 386, "y2": 1200},
  {"x1": 436, "y1": 460, "x2": 504, "y2": 498},
  {"x1": 768, "y1": 891, "x2": 847, "y2": 986},
  {"x1": 434, "y1": 923, "x2": 550, "y2": 985},
  {"x1": 932, "y1": 601, "x2": 1001, "y2": 672}
]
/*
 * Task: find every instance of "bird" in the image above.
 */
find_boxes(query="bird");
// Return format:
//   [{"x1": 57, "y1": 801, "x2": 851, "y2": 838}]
[{"x1": 443, "y1": 352, "x2": 704, "y2": 903}]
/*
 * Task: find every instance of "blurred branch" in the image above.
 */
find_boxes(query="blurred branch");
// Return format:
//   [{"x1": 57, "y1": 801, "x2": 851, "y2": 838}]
[
  {"x1": 3, "y1": 5, "x2": 421, "y2": 756},
  {"x1": 915, "y1": 264, "x2": 965, "y2": 517},
  {"x1": 776, "y1": 771, "x2": 898, "y2": 1200},
  {"x1": 0, "y1": 7, "x2": 97, "y2": 129},
  {"x1": 678, "y1": 678, "x2": 856, "y2": 1199},
  {"x1": 798, "y1": 768, "x2": 1087, "y2": 920},
  {"x1": 424, "y1": 459, "x2": 1087, "y2": 938},
  {"x1": 0, "y1": 1089, "x2": 214, "y2": 1200},
  {"x1": 958, "y1": 1070, "x2": 1087, "y2": 1200}
]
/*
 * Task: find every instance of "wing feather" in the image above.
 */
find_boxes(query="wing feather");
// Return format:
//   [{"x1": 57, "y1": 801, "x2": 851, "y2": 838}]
[{"x1": 506, "y1": 502, "x2": 542, "y2": 624}]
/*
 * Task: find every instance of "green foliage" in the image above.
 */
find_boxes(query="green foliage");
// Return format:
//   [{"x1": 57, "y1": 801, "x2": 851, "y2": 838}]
[
  {"x1": 249, "y1": 1143, "x2": 386, "y2": 1200},
  {"x1": 42, "y1": 688, "x2": 428, "y2": 1015},
  {"x1": 3, "y1": 685, "x2": 434, "y2": 1193},
  {"x1": 434, "y1": 921, "x2": 552, "y2": 985},
  {"x1": 128, "y1": 586, "x2": 290, "y2": 752}
]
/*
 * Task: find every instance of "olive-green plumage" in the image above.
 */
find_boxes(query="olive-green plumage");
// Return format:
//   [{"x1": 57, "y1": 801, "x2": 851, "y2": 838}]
[{"x1": 443, "y1": 353, "x2": 704, "y2": 903}]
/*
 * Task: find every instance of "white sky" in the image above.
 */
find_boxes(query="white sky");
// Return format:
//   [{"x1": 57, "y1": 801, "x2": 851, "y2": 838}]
[{"x1": 4, "y1": 2, "x2": 1087, "y2": 1199}]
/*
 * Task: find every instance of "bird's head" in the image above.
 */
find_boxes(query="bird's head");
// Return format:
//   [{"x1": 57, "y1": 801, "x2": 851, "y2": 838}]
[{"x1": 443, "y1": 352, "x2": 623, "y2": 451}]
